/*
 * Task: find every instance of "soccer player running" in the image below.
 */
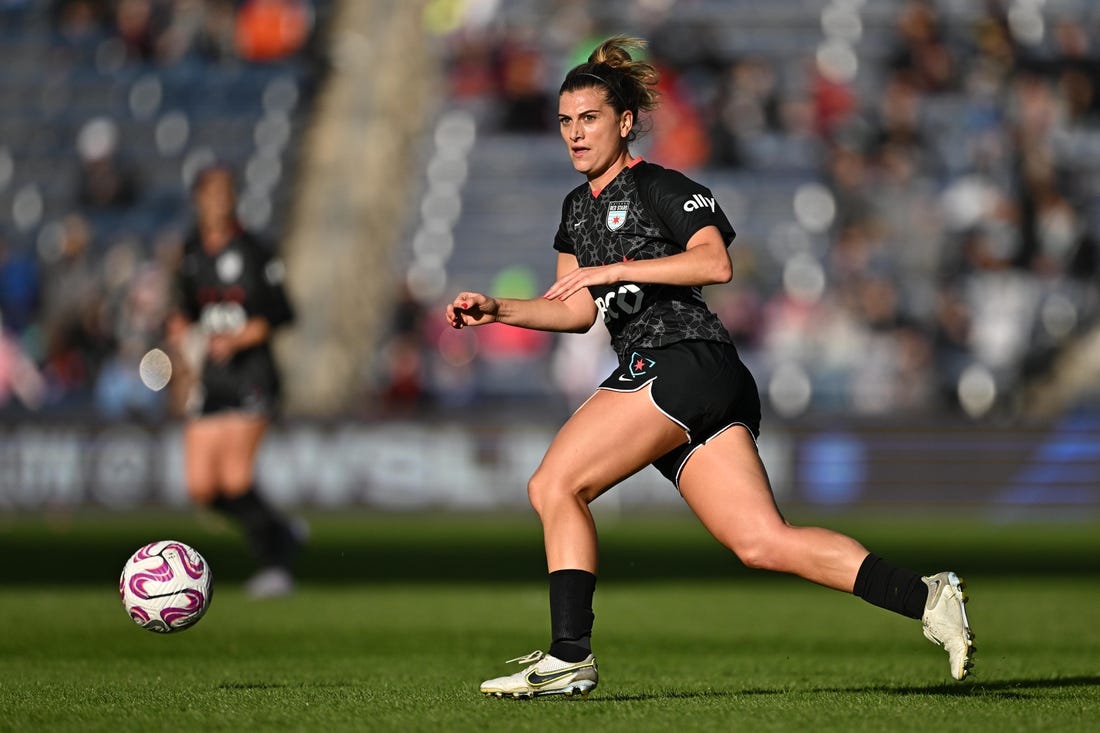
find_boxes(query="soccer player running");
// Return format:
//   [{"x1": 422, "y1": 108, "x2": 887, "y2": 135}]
[
  {"x1": 167, "y1": 164, "x2": 301, "y2": 598},
  {"x1": 446, "y1": 36, "x2": 975, "y2": 698}
]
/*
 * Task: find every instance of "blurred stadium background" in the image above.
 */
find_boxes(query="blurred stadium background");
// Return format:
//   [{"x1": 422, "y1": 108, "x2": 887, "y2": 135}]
[{"x1": 1, "y1": 0, "x2": 1099, "y2": 518}]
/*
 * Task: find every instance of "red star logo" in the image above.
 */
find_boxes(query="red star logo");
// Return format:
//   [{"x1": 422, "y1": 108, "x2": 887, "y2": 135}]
[
  {"x1": 634, "y1": 358, "x2": 647, "y2": 372},
  {"x1": 611, "y1": 216, "x2": 621, "y2": 225}
]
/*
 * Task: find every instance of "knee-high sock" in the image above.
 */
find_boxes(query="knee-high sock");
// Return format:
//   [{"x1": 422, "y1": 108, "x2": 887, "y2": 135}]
[
  {"x1": 210, "y1": 487, "x2": 295, "y2": 569},
  {"x1": 548, "y1": 569, "x2": 597, "y2": 662},
  {"x1": 853, "y1": 553, "x2": 928, "y2": 619}
]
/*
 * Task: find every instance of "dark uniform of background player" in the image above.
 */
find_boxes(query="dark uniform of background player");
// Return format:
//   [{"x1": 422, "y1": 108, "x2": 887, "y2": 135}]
[
  {"x1": 448, "y1": 36, "x2": 974, "y2": 698},
  {"x1": 168, "y1": 164, "x2": 301, "y2": 599}
]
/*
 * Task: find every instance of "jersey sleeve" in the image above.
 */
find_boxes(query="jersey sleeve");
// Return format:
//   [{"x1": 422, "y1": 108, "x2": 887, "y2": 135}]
[
  {"x1": 174, "y1": 251, "x2": 201, "y2": 321},
  {"x1": 552, "y1": 192, "x2": 576, "y2": 254},
  {"x1": 248, "y1": 240, "x2": 294, "y2": 328},
  {"x1": 640, "y1": 167, "x2": 736, "y2": 249}
]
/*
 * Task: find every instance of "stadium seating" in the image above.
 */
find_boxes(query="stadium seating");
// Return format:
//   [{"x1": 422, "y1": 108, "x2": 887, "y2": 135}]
[
  {"x1": 0, "y1": 1, "x2": 330, "y2": 414},
  {"x1": 3, "y1": 0, "x2": 1099, "y2": 418},
  {"x1": 0, "y1": 3, "x2": 325, "y2": 252},
  {"x1": 425, "y1": 0, "x2": 1100, "y2": 415}
]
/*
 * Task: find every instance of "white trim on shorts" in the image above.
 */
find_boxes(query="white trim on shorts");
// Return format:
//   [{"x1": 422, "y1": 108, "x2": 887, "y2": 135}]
[
  {"x1": 672, "y1": 420, "x2": 759, "y2": 492},
  {"x1": 596, "y1": 377, "x2": 691, "y2": 440}
]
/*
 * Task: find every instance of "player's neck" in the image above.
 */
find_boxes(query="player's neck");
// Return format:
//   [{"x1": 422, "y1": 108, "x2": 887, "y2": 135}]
[
  {"x1": 199, "y1": 219, "x2": 239, "y2": 253},
  {"x1": 587, "y1": 152, "x2": 636, "y2": 194}
]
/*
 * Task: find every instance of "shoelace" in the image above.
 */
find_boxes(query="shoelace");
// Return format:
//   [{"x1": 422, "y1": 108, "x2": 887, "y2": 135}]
[{"x1": 505, "y1": 650, "x2": 544, "y2": 665}]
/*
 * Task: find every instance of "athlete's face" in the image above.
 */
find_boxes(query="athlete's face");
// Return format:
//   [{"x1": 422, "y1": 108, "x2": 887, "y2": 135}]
[
  {"x1": 193, "y1": 168, "x2": 237, "y2": 229},
  {"x1": 558, "y1": 88, "x2": 634, "y2": 188}
]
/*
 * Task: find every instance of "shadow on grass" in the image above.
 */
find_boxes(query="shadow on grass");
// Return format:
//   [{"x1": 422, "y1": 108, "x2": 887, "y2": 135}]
[
  {"x1": 592, "y1": 689, "x2": 737, "y2": 703},
  {"x1": 216, "y1": 681, "x2": 357, "y2": 690},
  {"x1": 217, "y1": 682, "x2": 294, "y2": 691},
  {"x1": 589, "y1": 675, "x2": 1100, "y2": 703},
  {"x1": 881, "y1": 674, "x2": 1100, "y2": 696},
  {"x1": 739, "y1": 674, "x2": 1100, "y2": 698}
]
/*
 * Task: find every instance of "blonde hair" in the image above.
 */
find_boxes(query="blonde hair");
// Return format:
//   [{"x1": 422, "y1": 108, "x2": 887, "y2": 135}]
[{"x1": 560, "y1": 35, "x2": 660, "y2": 141}]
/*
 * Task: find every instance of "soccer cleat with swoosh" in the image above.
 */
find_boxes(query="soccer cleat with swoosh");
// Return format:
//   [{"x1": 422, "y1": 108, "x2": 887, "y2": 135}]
[
  {"x1": 921, "y1": 571, "x2": 975, "y2": 680},
  {"x1": 479, "y1": 650, "x2": 598, "y2": 699}
]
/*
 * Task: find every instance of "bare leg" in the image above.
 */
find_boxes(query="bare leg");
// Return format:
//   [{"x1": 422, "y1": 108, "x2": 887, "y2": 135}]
[
  {"x1": 183, "y1": 417, "x2": 224, "y2": 504},
  {"x1": 529, "y1": 386, "x2": 687, "y2": 572},
  {"x1": 212, "y1": 413, "x2": 268, "y2": 496},
  {"x1": 678, "y1": 426, "x2": 868, "y2": 592},
  {"x1": 188, "y1": 412, "x2": 293, "y2": 587}
]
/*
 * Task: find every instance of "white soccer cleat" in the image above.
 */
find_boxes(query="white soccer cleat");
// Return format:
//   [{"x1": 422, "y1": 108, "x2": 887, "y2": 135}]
[
  {"x1": 479, "y1": 650, "x2": 598, "y2": 699},
  {"x1": 245, "y1": 567, "x2": 295, "y2": 599},
  {"x1": 921, "y1": 571, "x2": 975, "y2": 680}
]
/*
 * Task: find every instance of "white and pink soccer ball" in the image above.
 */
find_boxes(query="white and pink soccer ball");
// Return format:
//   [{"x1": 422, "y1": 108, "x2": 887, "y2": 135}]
[{"x1": 119, "y1": 540, "x2": 213, "y2": 633}]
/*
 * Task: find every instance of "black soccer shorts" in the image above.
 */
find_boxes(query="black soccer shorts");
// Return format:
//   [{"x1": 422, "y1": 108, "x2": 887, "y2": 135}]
[
  {"x1": 597, "y1": 339, "x2": 762, "y2": 488},
  {"x1": 196, "y1": 360, "x2": 280, "y2": 418}
]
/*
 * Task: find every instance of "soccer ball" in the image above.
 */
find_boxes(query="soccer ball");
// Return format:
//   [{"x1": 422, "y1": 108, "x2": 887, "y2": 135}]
[{"x1": 119, "y1": 540, "x2": 213, "y2": 633}]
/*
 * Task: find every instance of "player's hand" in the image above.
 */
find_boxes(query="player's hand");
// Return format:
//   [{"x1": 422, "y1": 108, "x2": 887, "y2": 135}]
[
  {"x1": 543, "y1": 263, "x2": 622, "y2": 301},
  {"x1": 207, "y1": 334, "x2": 237, "y2": 362},
  {"x1": 446, "y1": 292, "x2": 499, "y2": 329},
  {"x1": 164, "y1": 313, "x2": 190, "y2": 352}
]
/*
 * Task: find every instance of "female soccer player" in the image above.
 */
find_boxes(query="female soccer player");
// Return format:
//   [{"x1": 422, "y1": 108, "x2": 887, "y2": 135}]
[
  {"x1": 168, "y1": 164, "x2": 301, "y2": 598},
  {"x1": 446, "y1": 36, "x2": 974, "y2": 698}
]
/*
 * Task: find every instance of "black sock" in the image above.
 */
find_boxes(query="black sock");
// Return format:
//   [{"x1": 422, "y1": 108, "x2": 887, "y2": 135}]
[
  {"x1": 853, "y1": 553, "x2": 928, "y2": 619},
  {"x1": 210, "y1": 487, "x2": 297, "y2": 570},
  {"x1": 548, "y1": 569, "x2": 597, "y2": 662}
]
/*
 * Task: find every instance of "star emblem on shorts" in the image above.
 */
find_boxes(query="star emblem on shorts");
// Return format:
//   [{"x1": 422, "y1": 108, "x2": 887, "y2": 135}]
[{"x1": 629, "y1": 352, "x2": 656, "y2": 378}]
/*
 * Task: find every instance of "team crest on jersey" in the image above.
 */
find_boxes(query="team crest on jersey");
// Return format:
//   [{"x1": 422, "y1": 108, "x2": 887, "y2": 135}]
[
  {"x1": 216, "y1": 251, "x2": 243, "y2": 283},
  {"x1": 606, "y1": 201, "x2": 630, "y2": 231},
  {"x1": 628, "y1": 351, "x2": 656, "y2": 377}
]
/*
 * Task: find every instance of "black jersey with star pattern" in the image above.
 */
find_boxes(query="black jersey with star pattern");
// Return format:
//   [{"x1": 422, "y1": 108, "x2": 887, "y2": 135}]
[
  {"x1": 553, "y1": 160, "x2": 736, "y2": 362},
  {"x1": 176, "y1": 229, "x2": 294, "y2": 396}
]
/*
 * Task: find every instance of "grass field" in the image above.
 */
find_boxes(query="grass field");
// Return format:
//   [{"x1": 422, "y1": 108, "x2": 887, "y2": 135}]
[{"x1": 1, "y1": 511, "x2": 1099, "y2": 732}]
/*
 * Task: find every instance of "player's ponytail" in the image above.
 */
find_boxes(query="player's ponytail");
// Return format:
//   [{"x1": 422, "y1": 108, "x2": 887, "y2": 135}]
[{"x1": 559, "y1": 35, "x2": 659, "y2": 142}]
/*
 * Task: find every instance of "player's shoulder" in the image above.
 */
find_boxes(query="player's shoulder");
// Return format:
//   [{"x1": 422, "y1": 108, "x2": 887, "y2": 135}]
[
  {"x1": 561, "y1": 180, "x2": 590, "y2": 206},
  {"x1": 231, "y1": 229, "x2": 278, "y2": 263},
  {"x1": 233, "y1": 228, "x2": 268, "y2": 251},
  {"x1": 180, "y1": 232, "x2": 204, "y2": 271},
  {"x1": 631, "y1": 160, "x2": 707, "y2": 194}
]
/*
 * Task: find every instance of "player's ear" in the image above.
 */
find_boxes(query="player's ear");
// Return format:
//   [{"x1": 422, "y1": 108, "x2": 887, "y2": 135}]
[{"x1": 619, "y1": 110, "x2": 633, "y2": 139}]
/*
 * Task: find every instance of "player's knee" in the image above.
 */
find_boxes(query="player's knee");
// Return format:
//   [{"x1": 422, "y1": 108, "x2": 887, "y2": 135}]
[
  {"x1": 527, "y1": 470, "x2": 582, "y2": 516},
  {"x1": 526, "y1": 473, "x2": 549, "y2": 515},
  {"x1": 218, "y1": 461, "x2": 255, "y2": 496},
  {"x1": 726, "y1": 534, "x2": 781, "y2": 572},
  {"x1": 732, "y1": 544, "x2": 771, "y2": 571},
  {"x1": 219, "y1": 471, "x2": 254, "y2": 497},
  {"x1": 186, "y1": 478, "x2": 219, "y2": 505}
]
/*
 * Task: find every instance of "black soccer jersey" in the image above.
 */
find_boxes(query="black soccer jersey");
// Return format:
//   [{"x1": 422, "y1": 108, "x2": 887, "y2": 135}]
[
  {"x1": 553, "y1": 160, "x2": 736, "y2": 361},
  {"x1": 176, "y1": 229, "x2": 293, "y2": 407}
]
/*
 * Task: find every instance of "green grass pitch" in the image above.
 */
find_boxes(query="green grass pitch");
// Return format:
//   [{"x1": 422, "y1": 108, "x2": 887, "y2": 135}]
[{"x1": 1, "y1": 512, "x2": 1098, "y2": 732}]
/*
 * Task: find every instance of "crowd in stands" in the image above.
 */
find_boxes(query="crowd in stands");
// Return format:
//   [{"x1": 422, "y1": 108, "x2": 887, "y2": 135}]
[
  {"x1": 3, "y1": 0, "x2": 1099, "y2": 423},
  {"x1": 378, "y1": 0, "x2": 1100, "y2": 421},
  {"x1": 0, "y1": 0, "x2": 322, "y2": 417}
]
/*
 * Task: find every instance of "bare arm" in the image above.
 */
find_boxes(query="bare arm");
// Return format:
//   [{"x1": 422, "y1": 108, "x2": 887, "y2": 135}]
[
  {"x1": 542, "y1": 225, "x2": 732, "y2": 302},
  {"x1": 446, "y1": 253, "x2": 598, "y2": 333},
  {"x1": 208, "y1": 317, "x2": 272, "y2": 362},
  {"x1": 166, "y1": 308, "x2": 271, "y2": 361}
]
